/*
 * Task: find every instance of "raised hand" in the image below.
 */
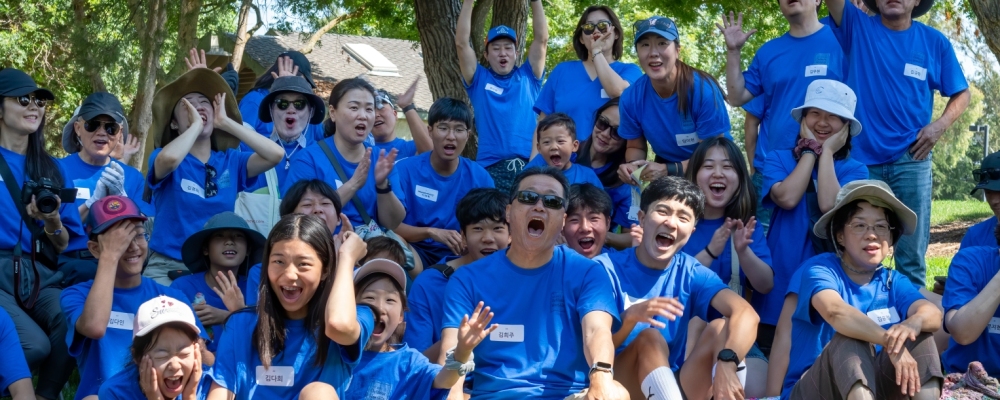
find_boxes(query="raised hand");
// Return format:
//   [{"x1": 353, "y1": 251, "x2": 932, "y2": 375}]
[
  {"x1": 185, "y1": 48, "x2": 222, "y2": 73},
  {"x1": 270, "y1": 56, "x2": 300, "y2": 79},
  {"x1": 210, "y1": 270, "x2": 246, "y2": 312},
  {"x1": 430, "y1": 228, "x2": 465, "y2": 256},
  {"x1": 731, "y1": 217, "x2": 756, "y2": 254},
  {"x1": 822, "y1": 123, "x2": 851, "y2": 155},
  {"x1": 84, "y1": 179, "x2": 109, "y2": 209},
  {"x1": 623, "y1": 296, "x2": 685, "y2": 328},
  {"x1": 337, "y1": 231, "x2": 368, "y2": 266},
  {"x1": 347, "y1": 148, "x2": 372, "y2": 189},
  {"x1": 591, "y1": 25, "x2": 616, "y2": 55},
  {"x1": 139, "y1": 355, "x2": 166, "y2": 400},
  {"x1": 181, "y1": 98, "x2": 204, "y2": 136},
  {"x1": 454, "y1": 301, "x2": 498, "y2": 357},
  {"x1": 799, "y1": 119, "x2": 817, "y2": 141},
  {"x1": 374, "y1": 148, "x2": 399, "y2": 187},
  {"x1": 182, "y1": 342, "x2": 203, "y2": 400},
  {"x1": 212, "y1": 92, "x2": 233, "y2": 128},
  {"x1": 113, "y1": 135, "x2": 142, "y2": 162},
  {"x1": 100, "y1": 162, "x2": 127, "y2": 196},
  {"x1": 717, "y1": 11, "x2": 757, "y2": 51},
  {"x1": 397, "y1": 77, "x2": 419, "y2": 109},
  {"x1": 98, "y1": 221, "x2": 140, "y2": 261},
  {"x1": 707, "y1": 219, "x2": 734, "y2": 258}
]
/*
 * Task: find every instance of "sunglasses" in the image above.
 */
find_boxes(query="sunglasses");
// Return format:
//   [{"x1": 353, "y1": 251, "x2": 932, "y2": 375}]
[
  {"x1": 83, "y1": 119, "x2": 121, "y2": 136},
  {"x1": 274, "y1": 99, "x2": 308, "y2": 111},
  {"x1": 15, "y1": 94, "x2": 47, "y2": 108},
  {"x1": 205, "y1": 165, "x2": 218, "y2": 198},
  {"x1": 514, "y1": 190, "x2": 565, "y2": 210},
  {"x1": 974, "y1": 168, "x2": 1000, "y2": 184},
  {"x1": 632, "y1": 18, "x2": 676, "y2": 42},
  {"x1": 594, "y1": 115, "x2": 621, "y2": 141},
  {"x1": 581, "y1": 20, "x2": 612, "y2": 35}
]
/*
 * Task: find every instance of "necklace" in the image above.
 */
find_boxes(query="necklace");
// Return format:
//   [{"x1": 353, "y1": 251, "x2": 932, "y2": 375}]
[{"x1": 843, "y1": 261, "x2": 880, "y2": 275}]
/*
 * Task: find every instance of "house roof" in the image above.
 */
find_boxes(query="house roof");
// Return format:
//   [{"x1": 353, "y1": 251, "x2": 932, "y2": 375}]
[{"x1": 235, "y1": 32, "x2": 433, "y2": 113}]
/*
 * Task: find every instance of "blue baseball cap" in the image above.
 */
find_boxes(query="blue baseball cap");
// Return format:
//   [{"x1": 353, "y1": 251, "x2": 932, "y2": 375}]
[
  {"x1": 486, "y1": 25, "x2": 517, "y2": 45},
  {"x1": 632, "y1": 16, "x2": 679, "y2": 46}
]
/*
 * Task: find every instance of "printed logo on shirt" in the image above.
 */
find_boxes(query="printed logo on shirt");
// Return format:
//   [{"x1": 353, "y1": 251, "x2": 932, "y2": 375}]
[
  {"x1": 600, "y1": 89, "x2": 610, "y2": 99},
  {"x1": 813, "y1": 53, "x2": 830, "y2": 65},
  {"x1": 334, "y1": 179, "x2": 344, "y2": 189},
  {"x1": 490, "y1": 324, "x2": 525, "y2": 342},
  {"x1": 903, "y1": 64, "x2": 928, "y2": 81},
  {"x1": 367, "y1": 381, "x2": 391, "y2": 400},
  {"x1": 414, "y1": 185, "x2": 439, "y2": 202},
  {"x1": 805, "y1": 65, "x2": 828, "y2": 77},
  {"x1": 180, "y1": 179, "x2": 205, "y2": 198},
  {"x1": 675, "y1": 133, "x2": 699, "y2": 147},
  {"x1": 989, "y1": 317, "x2": 1000, "y2": 334},
  {"x1": 866, "y1": 307, "x2": 900, "y2": 326},
  {"x1": 76, "y1": 187, "x2": 92, "y2": 200},
  {"x1": 551, "y1": 290, "x2": 565, "y2": 312},
  {"x1": 256, "y1": 366, "x2": 294, "y2": 387},
  {"x1": 485, "y1": 83, "x2": 504, "y2": 96},
  {"x1": 107, "y1": 311, "x2": 135, "y2": 330},
  {"x1": 217, "y1": 169, "x2": 232, "y2": 189}
]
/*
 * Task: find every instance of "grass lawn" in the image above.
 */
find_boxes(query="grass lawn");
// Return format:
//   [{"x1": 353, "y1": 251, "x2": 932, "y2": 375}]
[{"x1": 930, "y1": 199, "x2": 993, "y2": 226}]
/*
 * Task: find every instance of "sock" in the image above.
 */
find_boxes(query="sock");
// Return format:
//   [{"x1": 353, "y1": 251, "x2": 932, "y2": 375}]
[
  {"x1": 641, "y1": 366, "x2": 684, "y2": 400},
  {"x1": 711, "y1": 360, "x2": 747, "y2": 387}
]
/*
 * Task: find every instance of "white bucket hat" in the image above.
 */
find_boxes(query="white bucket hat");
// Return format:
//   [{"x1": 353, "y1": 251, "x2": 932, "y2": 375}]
[
  {"x1": 790, "y1": 79, "x2": 863, "y2": 137},
  {"x1": 133, "y1": 295, "x2": 201, "y2": 338},
  {"x1": 813, "y1": 180, "x2": 917, "y2": 240}
]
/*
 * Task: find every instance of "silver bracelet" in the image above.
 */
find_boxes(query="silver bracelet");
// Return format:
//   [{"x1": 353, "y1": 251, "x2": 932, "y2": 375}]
[{"x1": 445, "y1": 348, "x2": 475, "y2": 376}]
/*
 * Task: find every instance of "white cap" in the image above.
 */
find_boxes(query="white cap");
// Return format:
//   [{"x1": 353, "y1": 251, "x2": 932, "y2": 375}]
[
  {"x1": 790, "y1": 79, "x2": 863, "y2": 136},
  {"x1": 133, "y1": 295, "x2": 201, "y2": 338},
  {"x1": 353, "y1": 258, "x2": 408, "y2": 292}
]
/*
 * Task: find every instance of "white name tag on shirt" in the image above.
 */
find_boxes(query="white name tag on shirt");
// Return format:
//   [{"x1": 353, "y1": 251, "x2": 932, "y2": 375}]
[
  {"x1": 805, "y1": 64, "x2": 828, "y2": 77},
  {"x1": 106, "y1": 311, "x2": 134, "y2": 331},
  {"x1": 989, "y1": 317, "x2": 1000, "y2": 334},
  {"x1": 334, "y1": 179, "x2": 344, "y2": 189},
  {"x1": 485, "y1": 83, "x2": 504, "y2": 96},
  {"x1": 256, "y1": 366, "x2": 294, "y2": 387},
  {"x1": 866, "y1": 307, "x2": 900, "y2": 326},
  {"x1": 628, "y1": 206, "x2": 639, "y2": 222},
  {"x1": 414, "y1": 185, "x2": 439, "y2": 202},
  {"x1": 490, "y1": 324, "x2": 524, "y2": 342},
  {"x1": 903, "y1": 64, "x2": 928, "y2": 81},
  {"x1": 180, "y1": 179, "x2": 205, "y2": 198},
  {"x1": 600, "y1": 89, "x2": 610, "y2": 98},
  {"x1": 76, "y1": 187, "x2": 92, "y2": 200},
  {"x1": 675, "y1": 133, "x2": 699, "y2": 147}
]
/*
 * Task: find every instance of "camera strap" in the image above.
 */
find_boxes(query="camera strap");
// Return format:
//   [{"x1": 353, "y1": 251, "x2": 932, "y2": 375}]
[{"x1": 0, "y1": 151, "x2": 43, "y2": 309}]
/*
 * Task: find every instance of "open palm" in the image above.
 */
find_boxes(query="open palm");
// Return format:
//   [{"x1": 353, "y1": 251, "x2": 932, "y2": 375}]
[
  {"x1": 456, "y1": 301, "x2": 498, "y2": 355},
  {"x1": 717, "y1": 11, "x2": 757, "y2": 51}
]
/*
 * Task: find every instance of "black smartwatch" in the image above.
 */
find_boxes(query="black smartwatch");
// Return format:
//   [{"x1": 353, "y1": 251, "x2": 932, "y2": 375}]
[
  {"x1": 376, "y1": 183, "x2": 393, "y2": 194},
  {"x1": 401, "y1": 104, "x2": 416, "y2": 113},
  {"x1": 589, "y1": 361, "x2": 613, "y2": 377},
  {"x1": 717, "y1": 349, "x2": 740, "y2": 365}
]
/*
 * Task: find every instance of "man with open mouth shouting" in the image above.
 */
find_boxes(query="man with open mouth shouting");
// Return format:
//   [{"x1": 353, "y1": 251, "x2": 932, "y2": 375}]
[{"x1": 439, "y1": 167, "x2": 626, "y2": 399}]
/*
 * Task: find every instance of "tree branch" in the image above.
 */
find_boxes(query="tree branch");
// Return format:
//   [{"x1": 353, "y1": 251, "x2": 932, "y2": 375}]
[
  {"x1": 300, "y1": 7, "x2": 366, "y2": 55},
  {"x1": 250, "y1": 3, "x2": 264, "y2": 34}
]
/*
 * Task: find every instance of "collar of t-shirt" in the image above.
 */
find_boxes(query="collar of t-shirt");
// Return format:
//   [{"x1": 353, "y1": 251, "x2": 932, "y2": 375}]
[{"x1": 271, "y1": 131, "x2": 308, "y2": 149}]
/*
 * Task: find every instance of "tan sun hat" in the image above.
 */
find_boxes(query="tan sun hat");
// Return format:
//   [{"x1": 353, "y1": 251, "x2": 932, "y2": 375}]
[{"x1": 813, "y1": 180, "x2": 917, "y2": 240}]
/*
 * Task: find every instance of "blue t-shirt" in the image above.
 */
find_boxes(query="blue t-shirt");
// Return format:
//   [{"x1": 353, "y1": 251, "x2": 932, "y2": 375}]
[
  {"x1": 0, "y1": 308, "x2": 30, "y2": 397},
  {"x1": 441, "y1": 247, "x2": 620, "y2": 399},
  {"x1": 681, "y1": 216, "x2": 773, "y2": 312},
  {"x1": 242, "y1": 134, "x2": 314, "y2": 193},
  {"x1": 465, "y1": 62, "x2": 543, "y2": 167},
  {"x1": 170, "y1": 271, "x2": 250, "y2": 346},
  {"x1": 281, "y1": 137, "x2": 396, "y2": 228},
  {"x1": 345, "y1": 345, "x2": 448, "y2": 400},
  {"x1": 60, "y1": 277, "x2": 208, "y2": 400},
  {"x1": 239, "y1": 88, "x2": 327, "y2": 143},
  {"x1": 595, "y1": 248, "x2": 727, "y2": 370},
  {"x1": 743, "y1": 25, "x2": 845, "y2": 157},
  {"x1": 245, "y1": 263, "x2": 263, "y2": 307},
  {"x1": 743, "y1": 96, "x2": 769, "y2": 172},
  {"x1": 209, "y1": 307, "x2": 374, "y2": 399},
  {"x1": 403, "y1": 267, "x2": 451, "y2": 352},
  {"x1": 960, "y1": 216, "x2": 997, "y2": 250},
  {"x1": 60, "y1": 153, "x2": 154, "y2": 217},
  {"x1": 147, "y1": 148, "x2": 254, "y2": 260},
  {"x1": 391, "y1": 152, "x2": 495, "y2": 257},
  {"x1": 606, "y1": 183, "x2": 640, "y2": 231},
  {"x1": 0, "y1": 146, "x2": 86, "y2": 254},
  {"x1": 833, "y1": 3, "x2": 969, "y2": 165},
  {"x1": 755, "y1": 150, "x2": 869, "y2": 325},
  {"x1": 525, "y1": 156, "x2": 603, "y2": 188},
  {"x1": 942, "y1": 246, "x2": 1000, "y2": 375},
  {"x1": 618, "y1": 73, "x2": 732, "y2": 162},
  {"x1": 782, "y1": 253, "x2": 925, "y2": 397},
  {"x1": 374, "y1": 138, "x2": 418, "y2": 160},
  {"x1": 533, "y1": 61, "x2": 643, "y2": 141},
  {"x1": 98, "y1": 364, "x2": 211, "y2": 400}
]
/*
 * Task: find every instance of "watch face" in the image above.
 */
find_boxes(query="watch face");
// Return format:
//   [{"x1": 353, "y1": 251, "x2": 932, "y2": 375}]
[{"x1": 718, "y1": 349, "x2": 739, "y2": 362}]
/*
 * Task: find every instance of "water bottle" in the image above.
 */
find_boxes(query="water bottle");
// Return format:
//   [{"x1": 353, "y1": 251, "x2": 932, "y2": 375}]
[{"x1": 193, "y1": 292, "x2": 206, "y2": 306}]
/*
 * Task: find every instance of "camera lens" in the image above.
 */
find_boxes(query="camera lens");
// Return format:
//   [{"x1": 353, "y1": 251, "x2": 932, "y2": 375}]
[{"x1": 36, "y1": 189, "x2": 59, "y2": 214}]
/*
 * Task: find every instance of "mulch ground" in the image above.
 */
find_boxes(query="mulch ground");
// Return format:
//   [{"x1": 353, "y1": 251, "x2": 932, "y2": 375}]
[{"x1": 927, "y1": 220, "x2": 978, "y2": 258}]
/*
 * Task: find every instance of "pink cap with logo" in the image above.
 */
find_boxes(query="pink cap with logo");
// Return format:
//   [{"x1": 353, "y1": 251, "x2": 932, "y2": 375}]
[{"x1": 133, "y1": 295, "x2": 201, "y2": 338}]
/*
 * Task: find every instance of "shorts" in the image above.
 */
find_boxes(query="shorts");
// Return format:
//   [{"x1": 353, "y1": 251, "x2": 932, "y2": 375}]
[{"x1": 485, "y1": 158, "x2": 527, "y2": 195}]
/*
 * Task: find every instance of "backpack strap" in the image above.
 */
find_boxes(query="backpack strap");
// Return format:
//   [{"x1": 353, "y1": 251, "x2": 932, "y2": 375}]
[{"x1": 429, "y1": 263, "x2": 455, "y2": 280}]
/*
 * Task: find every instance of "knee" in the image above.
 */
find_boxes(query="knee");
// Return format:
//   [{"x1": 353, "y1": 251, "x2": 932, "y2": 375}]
[
  {"x1": 299, "y1": 382, "x2": 339, "y2": 400},
  {"x1": 634, "y1": 328, "x2": 670, "y2": 356},
  {"x1": 21, "y1": 333, "x2": 51, "y2": 368},
  {"x1": 699, "y1": 318, "x2": 726, "y2": 345}
]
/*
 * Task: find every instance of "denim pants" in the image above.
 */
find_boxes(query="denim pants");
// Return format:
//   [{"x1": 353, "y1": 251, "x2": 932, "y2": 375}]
[
  {"x1": 752, "y1": 171, "x2": 774, "y2": 236},
  {"x1": 867, "y1": 151, "x2": 932, "y2": 287}
]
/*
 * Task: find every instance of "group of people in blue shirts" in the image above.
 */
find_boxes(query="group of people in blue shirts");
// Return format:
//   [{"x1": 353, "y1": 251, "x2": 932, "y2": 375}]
[{"x1": 0, "y1": 0, "x2": 995, "y2": 397}]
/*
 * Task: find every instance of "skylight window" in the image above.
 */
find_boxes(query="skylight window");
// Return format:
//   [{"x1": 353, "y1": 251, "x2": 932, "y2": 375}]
[{"x1": 343, "y1": 43, "x2": 400, "y2": 76}]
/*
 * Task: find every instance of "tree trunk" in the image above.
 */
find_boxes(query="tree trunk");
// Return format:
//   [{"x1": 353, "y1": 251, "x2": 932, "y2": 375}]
[
  {"x1": 969, "y1": 0, "x2": 1000, "y2": 64},
  {"x1": 71, "y1": 0, "x2": 107, "y2": 92},
  {"x1": 490, "y1": 0, "x2": 528, "y2": 66},
  {"x1": 300, "y1": 7, "x2": 366, "y2": 55},
  {"x1": 168, "y1": 0, "x2": 203, "y2": 81},
  {"x1": 470, "y1": 0, "x2": 494, "y2": 58},
  {"x1": 231, "y1": 0, "x2": 254, "y2": 70},
  {"x1": 129, "y1": 0, "x2": 168, "y2": 170}
]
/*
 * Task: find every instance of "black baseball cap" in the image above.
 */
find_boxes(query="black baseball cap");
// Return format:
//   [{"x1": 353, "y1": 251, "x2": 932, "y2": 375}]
[
  {"x1": 972, "y1": 151, "x2": 1000, "y2": 194},
  {"x1": 0, "y1": 68, "x2": 54, "y2": 100},
  {"x1": 62, "y1": 92, "x2": 128, "y2": 153}
]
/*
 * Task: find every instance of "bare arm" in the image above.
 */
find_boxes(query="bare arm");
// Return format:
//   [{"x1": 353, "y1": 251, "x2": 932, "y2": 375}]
[
  {"x1": 828, "y1": 0, "x2": 846, "y2": 26},
  {"x1": 718, "y1": 12, "x2": 756, "y2": 106},
  {"x1": 396, "y1": 77, "x2": 432, "y2": 154},
  {"x1": 438, "y1": 327, "x2": 466, "y2": 398},
  {"x1": 7, "y1": 378, "x2": 34, "y2": 400},
  {"x1": 153, "y1": 99, "x2": 203, "y2": 181},
  {"x1": 527, "y1": 0, "x2": 548, "y2": 79},
  {"x1": 904, "y1": 300, "x2": 942, "y2": 333},
  {"x1": 375, "y1": 191, "x2": 406, "y2": 231},
  {"x1": 207, "y1": 382, "x2": 235, "y2": 400},
  {"x1": 455, "y1": 0, "x2": 479, "y2": 84},
  {"x1": 582, "y1": 311, "x2": 620, "y2": 395},
  {"x1": 324, "y1": 232, "x2": 364, "y2": 345},
  {"x1": 765, "y1": 294, "x2": 796, "y2": 396},
  {"x1": 814, "y1": 151, "x2": 842, "y2": 213},
  {"x1": 710, "y1": 289, "x2": 759, "y2": 357},
  {"x1": 811, "y1": 289, "x2": 886, "y2": 344},
  {"x1": 768, "y1": 153, "x2": 816, "y2": 210},
  {"x1": 217, "y1": 118, "x2": 283, "y2": 178},
  {"x1": 75, "y1": 222, "x2": 137, "y2": 339},
  {"x1": 744, "y1": 112, "x2": 760, "y2": 174},
  {"x1": 946, "y1": 270, "x2": 1000, "y2": 345},
  {"x1": 735, "y1": 240, "x2": 774, "y2": 294},
  {"x1": 625, "y1": 139, "x2": 647, "y2": 162},
  {"x1": 604, "y1": 230, "x2": 633, "y2": 250}
]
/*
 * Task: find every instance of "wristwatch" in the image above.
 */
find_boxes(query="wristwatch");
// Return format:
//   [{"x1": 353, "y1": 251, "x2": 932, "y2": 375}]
[
  {"x1": 401, "y1": 104, "x2": 416, "y2": 113},
  {"x1": 717, "y1": 349, "x2": 740, "y2": 365},
  {"x1": 376, "y1": 182, "x2": 392, "y2": 194},
  {"x1": 589, "y1": 361, "x2": 613, "y2": 377}
]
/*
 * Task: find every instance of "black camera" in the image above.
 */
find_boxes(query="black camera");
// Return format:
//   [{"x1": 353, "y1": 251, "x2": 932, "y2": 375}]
[{"x1": 22, "y1": 178, "x2": 77, "y2": 215}]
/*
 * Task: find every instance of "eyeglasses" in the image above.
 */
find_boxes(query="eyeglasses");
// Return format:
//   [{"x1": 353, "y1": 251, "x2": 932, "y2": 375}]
[
  {"x1": 435, "y1": 124, "x2": 469, "y2": 136},
  {"x1": 15, "y1": 94, "x2": 47, "y2": 108},
  {"x1": 274, "y1": 99, "x2": 308, "y2": 111},
  {"x1": 847, "y1": 222, "x2": 894, "y2": 237},
  {"x1": 83, "y1": 119, "x2": 121, "y2": 136},
  {"x1": 594, "y1": 115, "x2": 621, "y2": 141},
  {"x1": 581, "y1": 20, "x2": 612, "y2": 35},
  {"x1": 974, "y1": 168, "x2": 1000, "y2": 184},
  {"x1": 514, "y1": 190, "x2": 565, "y2": 210},
  {"x1": 132, "y1": 232, "x2": 150, "y2": 245},
  {"x1": 632, "y1": 18, "x2": 676, "y2": 42},
  {"x1": 205, "y1": 165, "x2": 218, "y2": 198}
]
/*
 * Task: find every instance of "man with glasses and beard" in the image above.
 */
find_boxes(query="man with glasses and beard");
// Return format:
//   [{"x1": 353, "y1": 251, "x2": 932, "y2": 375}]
[{"x1": 438, "y1": 167, "x2": 627, "y2": 399}]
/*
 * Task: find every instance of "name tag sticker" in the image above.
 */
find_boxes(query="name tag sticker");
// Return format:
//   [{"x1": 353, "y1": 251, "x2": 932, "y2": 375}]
[
  {"x1": 675, "y1": 133, "x2": 699, "y2": 147},
  {"x1": 805, "y1": 64, "x2": 828, "y2": 77},
  {"x1": 627, "y1": 206, "x2": 639, "y2": 222},
  {"x1": 107, "y1": 311, "x2": 134, "y2": 330},
  {"x1": 904, "y1": 63, "x2": 927, "y2": 81},
  {"x1": 76, "y1": 187, "x2": 92, "y2": 200},
  {"x1": 180, "y1": 179, "x2": 205, "y2": 198},
  {"x1": 490, "y1": 324, "x2": 524, "y2": 342},
  {"x1": 334, "y1": 179, "x2": 344, "y2": 189},
  {"x1": 256, "y1": 366, "x2": 294, "y2": 387},
  {"x1": 415, "y1": 185, "x2": 439, "y2": 202},
  {"x1": 600, "y1": 89, "x2": 610, "y2": 98},
  {"x1": 485, "y1": 83, "x2": 504, "y2": 96},
  {"x1": 989, "y1": 317, "x2": 1000, "y2": 334},
  {"x1": 866, "y1": 307, "x2": 900, "y2": 326}
]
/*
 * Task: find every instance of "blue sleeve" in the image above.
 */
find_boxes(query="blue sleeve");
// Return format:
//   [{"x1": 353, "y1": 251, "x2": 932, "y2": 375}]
[
  {"x1": 231, "y1": 149, "x2": 256, "y2": 189},
  {"x1": 58, "y1": 164, "x2": 87, "y2": 242},
  {"x1": 748, "y1": 224, "x2": 773, "y2": 275},
  {"x1": 280, "y1": 149, "x2": 317, "y2": 196},
  {"x1": 147, "y1": 148, "x2": 171, "y2": 188},
  {"x1": 246, "y1": 264, "x2": 262, "y2": 307},
  {"x1": 761, "y1": 153, "x2": 790, "y2": 205},
  {"x1": 838, "y1": 160, "x2": 870, "y2": 184},
  {"x1": 402, "y1": 274, "x2": 436, "y2": 352},
  {"x1": 341, "y1": 305, "x2": 375, "y2": 366},
  {"x1": 209, "y1": 314, "x2": 243, "y2": 393},
  {"x1": 576, "y1": 260, "x2": 622, "y2": 331},
  {"x1": 59, "y1": 285, "x2": 88, "y2": 357},
  {"x1": 0, "y1": 309, "x2": 30, "y2": 397},
  {"x1": 743, "y1": 96, "x2": 765, "y2": 119},
  {"x1": 889, "y1": 270, "x2": 926, "y2": 321},
  {"x1": 691, "y1": 264, "x2": 729, "y2": 321},
  {"x1": 533, "y1": 63, "x2": 558, "y2": 115},
  {"x1": 693, "y1": 78, "x2": 731, "y2": 139},
  {"x1": 942, "y1": 248, "x2": 988, "y2": 313},
  {"x1": 796, "y1": 264, "x2": 841, "y2": 325},
  {"x1": 743, "y1": 54, "x2": 764, "y2": 97},
  {"x1": 463, "y1": 64, "x2": 488, "y2": 90},
  {"x1": 934, "y1": 40, "x2": 969, "y2": 97},
  {"x1": 617, "y1": 86, "x2": 643, "y2": 141},
  {"x1": 239, "y1": 90, "x2": 270, "y2": 137},
  {"x1": 616, "y1": 63, "x2": 644, "y2": 83},
  {"x1": 441, "y1": 270, "x2": 475, "y2": 330},
  {"x1": 520, "y1": 57, "x2": 544, "y2": 84},
  {"x1": 390, "y1": 168, "x2": 407, "y2": 208}
]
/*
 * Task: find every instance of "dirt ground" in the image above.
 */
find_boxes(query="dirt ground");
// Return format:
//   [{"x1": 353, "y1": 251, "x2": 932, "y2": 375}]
[{"x1": 927, "y1": 220, "x2": 978, "y2": 258}]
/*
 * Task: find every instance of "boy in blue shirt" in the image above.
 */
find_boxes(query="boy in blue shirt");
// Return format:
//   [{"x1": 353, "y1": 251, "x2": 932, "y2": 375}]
[
  {"x1": 455, "y1": 0, "x2": 548, "y2": 192},
  {"x1": 525, "y1": 113, "x2": 604, "y2": 188},
  {"x1": 942, "y1": 226, "x2": 1000, "y2": 376},
  {"x1": 391, "y1": 98, "x2": 496, "y2": 267},
  {"x1": 594, "y1": 176, "x2": 758, "y2": 400},
  {"x1": 563, "y1": 183, "x2": 617, "y2": 259},
  {"x1": 962, "y1": 151, "x2": 1000, "y2": 250},
  {"x1": 60, "y1": 196, "x2": 209, "y2": 400},
  {"x1": 372, "y1": 81, "x2": 433, "y2": 160},
  {"x1": 827, "y1": 0, "x2": 971, "y2": 287},
  {"x1": 404, "y1": 188, "x2": 510, "y2": 356}
]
